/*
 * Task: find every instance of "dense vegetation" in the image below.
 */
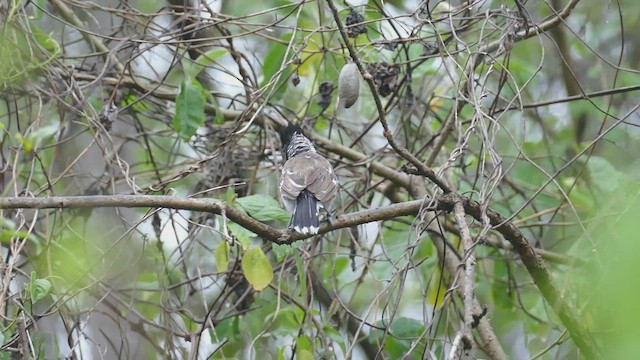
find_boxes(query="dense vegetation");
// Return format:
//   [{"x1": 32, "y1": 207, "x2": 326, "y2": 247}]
[{"x1": 1, "y1": 0, "x2": 639, "y2": 358}]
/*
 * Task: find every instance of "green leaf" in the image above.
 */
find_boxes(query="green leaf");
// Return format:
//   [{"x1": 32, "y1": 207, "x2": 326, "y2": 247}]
[
  {"x1": 214, "y1": 316, "x2": 240, "y2": 342},
  {"x1": 225, "y1": 187, "x2": 237, "y2": 205},
  {"x1": 173, "y1": 79, "x2": 205, "y2": 140},
  {"x1": 185, "y1": 48, "x2": 227, "y2": 78},
  {"x1": 492, "y1": 260, "x2": 514, "y2": 310},
  {"x1": 587, "y1": 156, "x2": 624, "y2": 193},
  {"x1": 181, "y1": 314, "x2": 198, "y2": 332},
  {"x1": 0, "y1": 218, "x2": 41, "y2": 251},
  {"x1": 0, "y1": 331, "x2": 4, "y2": 346},
  {"x1": 272, "y1": 243, "x2": 294, "y2": 262},
  {"x1": 369, "y1": 317, "x2": 425, "y2": 357},
  {"x1": 132, "y1": 272, "x2": 161, "y2": 319},
  {"x1": 323, "y1": 256, "x2": 349, "y2": 279},
  {"x1": 29, "y1": 271, "x2": 51, "y2": 303},
  {"x1": 261, "y1": 33, "x2": 292, "y2": 88},
  {"x1": 563, "y1": 177, "x2": 596, "y2": 213},
  {"x1": 32, "y1": 0, "x2": 46, "y2": 20},
  {"x1": 214, "y1": 241, "x2": 230, "y2": 273},
  {"x1": 15, "y1": 133, "x2": 32, "y2": 153},
  {"x1": 242, "y1": 247, "x2": 273, "y2": 291},
  {"x1": 228, "y1": 222, "x2": 256, "y2": 250},
  {"x1": 266, "y1": 307, "x2": 303, "y2": 333},
  {"x1": 236, "y1": 194, "x2": 290, "y2": 222},
  {"x1": 390, "y1": 317, "x2": 424, "y2": 338},
  {"x1": 295, "y1": 335, "x2": 314, "y2": 360},
  {"x1": 28, "y1": 122, "x2": 59, "y2": 149},
  {"x1": 324, "y1": 326, "x2": 345, "y2": 352},
  {"x1": 31, "y1": 26, "x2": 60, "y2": 54}
]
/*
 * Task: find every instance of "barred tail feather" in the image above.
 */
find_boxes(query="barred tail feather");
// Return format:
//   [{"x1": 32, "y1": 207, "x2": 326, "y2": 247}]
[{"x1": 292, "y1": 190, "x2": 320, "y2": 235}]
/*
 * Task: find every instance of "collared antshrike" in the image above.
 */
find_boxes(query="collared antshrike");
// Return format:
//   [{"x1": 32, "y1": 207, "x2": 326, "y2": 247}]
[{"x1": 279, "y1": 125, "x2": 338, "y2": 235}]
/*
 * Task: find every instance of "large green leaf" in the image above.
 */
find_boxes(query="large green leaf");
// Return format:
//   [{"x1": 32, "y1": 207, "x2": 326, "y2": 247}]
[
  {"x1": 295, "y1": 335, "x2": 314, "y2": 360},
  {"x1": 236, "y1": 194, "x2": 290, "y2": 222},
  {"x1": 260, "y1": 33, "x2": 292, "y2": 88},
  {"x1": 587, "y1": 156, "x2": 624, "y2": 193},
  {"x1": 272, "y1": 243, "x2": 294, "y2": 262},
  {"x1": 173, "y1": 78, "x2": 205, "y2": 140},
  {"x1": 369, "y1": 317, "x2": 425, "y2": 357},
  {"x1": 29, "y1": 271, "x2": 51, "y2": 303},
  {"x1": 242, "y1": 247, "x2": 273, "y2": 291}
]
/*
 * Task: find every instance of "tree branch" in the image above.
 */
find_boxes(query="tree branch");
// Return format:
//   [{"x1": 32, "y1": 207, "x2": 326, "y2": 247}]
[
  {"x1": 325, "y1": 0, "x2": 452, "y2": 193},
  {"x1": 428, "y1": 229, "x2": 508, "y2": 360},
  {"x1": 437, "y1": 193, "x2": 600, "y2": 359},
  {"x1": 3, "y1": 193, "x2": 594, "y2": 355},
  {"x1": 0, "y1": 195, "x2": 428, "y2": 244},
  {"x1": 452, "y1": 201, "x2": 476, "y2": 353}
]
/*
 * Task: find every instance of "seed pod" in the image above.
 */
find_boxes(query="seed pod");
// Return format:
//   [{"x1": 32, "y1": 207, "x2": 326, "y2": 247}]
[{"x1": 338, "y1": 62, "x2": 360, "y2": 109}]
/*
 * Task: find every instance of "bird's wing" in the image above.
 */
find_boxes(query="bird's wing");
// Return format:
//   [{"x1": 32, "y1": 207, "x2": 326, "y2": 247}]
[
  {"x1": 305, "y1": 157, "x2": 338, "y2": 207},
  {"x1": 280, "y1": 153, "x2": 338, "y2": 208},
  {"x1": 280, "y1": 156, "x2": 308, "y2": 212}
]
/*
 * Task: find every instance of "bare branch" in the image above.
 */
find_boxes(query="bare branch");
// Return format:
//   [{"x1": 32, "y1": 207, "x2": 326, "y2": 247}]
[
  {"x1": 452, "y1": 201, "x2": 476, "y2": 352},
  {"x1": 0, "y1": 195, "x2": 429, "y2": 244},
  {"x1": 437, "y1": 193, "x2": 600, "y2": 359}
]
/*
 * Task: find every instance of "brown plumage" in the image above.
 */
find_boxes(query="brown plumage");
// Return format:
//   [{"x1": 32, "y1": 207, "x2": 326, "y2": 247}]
[
  {"x1": 279, "y1": 125, "x2": 338, "y2": 234},
  {"x1": 280, "y1": 152, "x2": 338, "y2": 213}
]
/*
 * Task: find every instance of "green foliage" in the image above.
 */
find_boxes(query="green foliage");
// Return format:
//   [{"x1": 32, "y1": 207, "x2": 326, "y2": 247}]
[
  {"x1": 132, "y1": 272, "x2": 162, "y2": 320},
  {"x1": 272, "y1": 242, "x2": 295, "y2": 262},
  {"x1": 214, "y1": 240, "x2": 230, "y2": 272},
  {"x1": 0, "y1": 18, "x2": 59, "y2": 89},
  {"x1": 173, "y1": 78, "x2": 206, "y2": 140},
  {"x1": 2, "y1": 0, "x2": 639, "y2": 357},
  {"x1": 586, "y1": 156, "x2": 624, "y2": 193},
  {"x1": 0, "y1": 218, "x2": 41, "y2": 252},
  {"x1": 295, "y1": 335, "x2": 313, "y2": 360},
  {"x1": 16, "y1": 120, "x2": 59, "y2": 154},
  {"x1": 369, "y1": 317, "x2": 426, "y2": 357},
  {"x1": 213, "y1": 316, "x2": 240, "y2": 343},
  {"x1": 261, "y1": 33, "x2": 292, "y2": 88},
  {"x1": 28, "y1": 271, "x2": 51, "y2": 304},
  {"x1": 228, "y1": 222, "x2": 256, "y2": 249},
  {"x1": 581, "y1": 179, "x2": 640, "y2": 356},
  {"x1": 235, "y1": 194, "x2": 290, "y2": 223},
  {"x1": 36, "y1": 227, "x2": 98, "y2": 289}
]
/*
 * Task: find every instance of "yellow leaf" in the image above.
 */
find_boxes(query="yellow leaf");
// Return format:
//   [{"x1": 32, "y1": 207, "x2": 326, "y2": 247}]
[
  {"x1": 214, "y1": 241, "x2": 230, "y2": 273},
  {"x1": 242, "y1": 247, "x2": 273, "y2": 291},
  {"x1": 427, "y1": 267, "x2": 445, "y2": 308}
]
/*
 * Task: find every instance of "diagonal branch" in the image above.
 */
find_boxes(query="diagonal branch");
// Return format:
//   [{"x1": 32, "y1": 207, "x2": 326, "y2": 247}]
[
  {"x1": 452, "y1": 200, "x2": 477, "y2": 355},
  {"x1": 437, "y1": 193, "x2": 600, "y2": 359},
  {"x1": 325, "y1": 0, "x2": 452, "y2": 194}
]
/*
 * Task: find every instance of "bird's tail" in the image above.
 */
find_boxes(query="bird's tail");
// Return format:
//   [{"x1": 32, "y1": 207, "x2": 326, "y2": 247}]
[{"x1": 292, "y1": 190, "x2": 321, "y2": 235}]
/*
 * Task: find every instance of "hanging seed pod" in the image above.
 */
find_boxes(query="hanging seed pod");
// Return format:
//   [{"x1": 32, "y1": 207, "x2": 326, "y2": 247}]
[{"x1": 338, "y1": 62, "x2": 360, "y2": 109}]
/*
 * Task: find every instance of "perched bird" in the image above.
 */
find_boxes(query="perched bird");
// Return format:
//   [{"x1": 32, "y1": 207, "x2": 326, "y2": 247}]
[{"x1": 279, "y1": 125, "x2": 338, "y2": 235}]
